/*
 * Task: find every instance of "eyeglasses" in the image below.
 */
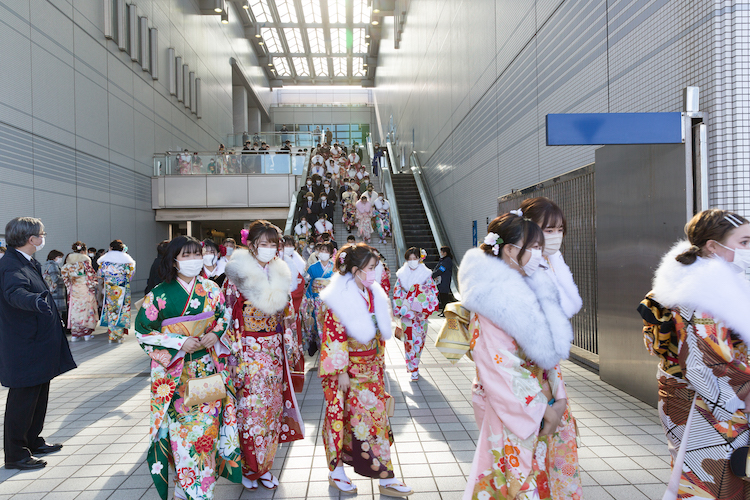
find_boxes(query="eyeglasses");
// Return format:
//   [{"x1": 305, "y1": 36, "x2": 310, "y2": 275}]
[{"x1": 35, "y1": 232, "x2": 47, "y2": 237}]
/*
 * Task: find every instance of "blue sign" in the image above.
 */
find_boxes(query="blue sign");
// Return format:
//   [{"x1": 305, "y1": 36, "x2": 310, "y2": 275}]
[
  {"x1": 546, "y1": 113, "x2": 684, "y2": 146},
  {"x1": 472, "y1": 220, "x2": 478, "y2": 247}
]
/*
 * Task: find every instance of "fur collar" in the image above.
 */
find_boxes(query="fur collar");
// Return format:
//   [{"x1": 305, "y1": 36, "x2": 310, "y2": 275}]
[
  {"x1": 320, "y1": 273, "x2": 392, "y2": 344},
  {"x1": 396, "y1": 263, "x2": 432, "y2": 292},
  {"x1": 98, "y1": 250, "x2": 135, "y2": 265},
  {"x1": 283, "y1": 251, "x2": 306, "y2": 277},
  {"x1": 225, "y1": 249, "x2": 291, "y2": 315},
  {"x1": 651, "y1": 240, "x2": 750, "y2": 343},
  {"x1": 66, "y1": 253, "x2": 91, "y2": 265},
  {"x1": 458, "y1": 248, "x2": 573, "y2": 370}
]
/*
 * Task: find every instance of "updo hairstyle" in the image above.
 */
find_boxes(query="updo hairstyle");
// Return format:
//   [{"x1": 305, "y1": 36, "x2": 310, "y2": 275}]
[
  {"x1": 481, "y1": 213, "x2": 544, "y2": 259},
  {"x1": 242, "y1": 220, "x2": 281, "y2": 250},
  {"x1": 335, "y1": 243, "x2": 376, "y2": 275},
  {"x1": 676, "y1": 209, "x2": 749, "y2": 265},
  {"x1": 404, "y1": 247, "x2": 421, "y2": 260},
  {"x1": 109, "y1": 239, "x2": 125, "y2": 251},
  {"x1": 520, "y1": 197, "x2": 567, "y2": 234},
  {"x1": 72, "y1": 241, "x2": 86, "y2": 253},
  {"x1": 316, "y1": 242, "x2": 334, "y2": 254}
]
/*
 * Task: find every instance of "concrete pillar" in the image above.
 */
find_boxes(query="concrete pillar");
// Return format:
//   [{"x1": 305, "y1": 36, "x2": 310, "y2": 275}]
[
  {"x1": 232, "y1": 86, "x2": 248, "y2": 136},
  {"x1": 186, "y1": 220, "x2": 192, "y2": 237},
  {"x1": 248, "y1": 107, "x2": 261, "y2": 137}
]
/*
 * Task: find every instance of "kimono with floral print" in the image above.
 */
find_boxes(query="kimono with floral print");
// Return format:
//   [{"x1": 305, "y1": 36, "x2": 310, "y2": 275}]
[
  {"x1": 134, "y1": 277, "x2": 242, "y2": 500},
  {"x1": 319, "y1": 293, "x2": 395, "y2": 479},
  {"x1": 98, "y1": 261, "x2": 135, "y2": 341},
  {"x1": 301, "y1": 260, "x2": 334, "y2": 352},
  {"x1": 61, "y1": 258, "x2": 98, "y2": 337},
  {"x1": 466, "y1": 313, "x2": 581, "y2": 500},
  {"x1": 392, "y1": 278, "x2": 439, "y2": 373}
]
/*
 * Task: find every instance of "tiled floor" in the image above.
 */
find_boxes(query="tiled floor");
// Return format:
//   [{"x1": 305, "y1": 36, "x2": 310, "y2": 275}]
[{"x1": 0, "y1": 319, "x2": 670, "y2": 500}]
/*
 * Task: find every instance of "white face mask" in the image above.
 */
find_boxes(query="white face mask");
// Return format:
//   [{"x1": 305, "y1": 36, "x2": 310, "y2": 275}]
[
  {"x1": 225, "y1": 247, "x2": 234, "y2": 256},
  {"x1": 177, "y1": 259, "x2": 203, "y2": 278},
  {"x1": 33, "y1": 236, "x2": 45, "y2": 253},
  {"x1": 407, "y1": 260, "x2": 420, "y2": 270},
  {"x1": 307, "y1": 181, "x2": 312, "y2": 186},
  {"x1": 715, "y1": 241, "x2": 750, "y2": 273},
  {"x1": 318, "y1": 252, "x2": 330, "y2": 262},
  {"x1": 284, "y1": 247, "x2": 294, "y2": 257},
  {"x1": 321, "y1": 198, "x2": 327, "y2": 203},
  {"x1": 255, "y1": 247, "x2": 276, "y2": 263},
  {"x1": 203, "y1": 254, "x2": 217, "y2": 267},
  {"x1": 54, "y1": 257, "x2": 63, "y2": 266},
  {"x1": 543, "y1": 232, "x2": 563, "y2": 257},
  {"x1": 510, "y1": 244, "x2": 543, "y2": 277}
]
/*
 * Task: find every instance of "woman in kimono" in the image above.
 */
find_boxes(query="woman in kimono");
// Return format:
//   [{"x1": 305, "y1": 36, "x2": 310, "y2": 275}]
[
  {"x1": 639, "y1": 209, "x2": 750, "y2": 500},
  {"x1": 62, "y1": 241, "x2": 98, "y2": 341},
  {"x1": 301, "y1": 242, "x2": 335, "y2": 356},
  {"x1": 97, "y1": 240, "x2": 135, "y2": 343},
  {"x1": 223, "y1": 221, "x2": 304, "y2": 490},
  {"x1": 459, "y1": 213, "x2": 580, "y2": 500},
  {"x1": 373, "y1": 249, "x2": 391, "y2": 295},
  {"x1": 43, "y1": 250, "x2": 67, "y2": 328},
  {"x1": 355, "y1": 194, "x2": 373, "y2": 243},
  {"x1": 342, "y1": 185, "x2": 358, "y2": 234},
  {"x1": 374, "y1": 194, "x2": 391, "y2": 244},
  {"x1": 319, "y1": 243, "x2": 413, "y2": 497},
  {"x1": 283, "y1": 235, "x2": 307, "y2": 377},
  {"x1": 134, "y1": 235, "x2": 242, "y2": 500},
  {"x1": 393, "y1": 248, "x2": 439, "y2": 381},
  {"x1": 294, "y1": 217, "x2": 312, "y2": 251},
  {"x1": 201, "y1": 239, "x2": 227, "y2": 288}
]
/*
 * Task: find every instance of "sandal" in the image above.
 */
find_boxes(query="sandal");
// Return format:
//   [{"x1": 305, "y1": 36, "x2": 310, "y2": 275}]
[
  {"x1": 259, "y1": 472, "x2": 279, "y2": 490},
  {"x1": 241, "y1": 477, "x2": 258, "y2": 490},
  {"x1": 379, "y1": 481, "x2": 413, "y2": 498},
  {"x1": 329, "y1": 474, "x2": 357, "y2": 494}
]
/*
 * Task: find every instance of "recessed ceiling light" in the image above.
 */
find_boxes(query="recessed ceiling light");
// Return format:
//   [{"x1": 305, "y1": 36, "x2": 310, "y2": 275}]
[
  {"x1": 242, "y1": 2, "x2": 248, "y2": 8},
  {"x1": 214, "y1": 7, "x2": 222, "y2": 12},
  {"x1": 268, "y1": 63, "x2": 273, "y2": 66},
  {"x1": 259, "y1": 41, "x2": 264, "y2": 45},
  {"x1": 365, "y1": 34, "x2": 370, "y2": 38},
  {"x1": 373, "y1": 8, "x2": 380, "y2": 13},
  {"x1": 221, "y1": 18, "x2": 229, "y2": 24},
  {"x1": 371, "y1": 20, "x2": 379, "y2": 25}
]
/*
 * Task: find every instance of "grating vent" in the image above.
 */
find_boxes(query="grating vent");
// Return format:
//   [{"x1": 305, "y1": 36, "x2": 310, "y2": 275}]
[{"x1": 498, "y1": 164, "x2": 598, "y2": 355}]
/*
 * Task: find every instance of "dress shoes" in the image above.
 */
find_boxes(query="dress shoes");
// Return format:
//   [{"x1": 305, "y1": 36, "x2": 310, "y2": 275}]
[
  {"x1": 5, "y1": 456, "x2": 47, "y2": 470},
  {"x1": 31, "y1": 443, "x2": 63, "y2": 455}
]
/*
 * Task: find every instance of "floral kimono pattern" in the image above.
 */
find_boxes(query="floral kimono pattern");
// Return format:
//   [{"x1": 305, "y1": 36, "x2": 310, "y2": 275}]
[
  {"x1": 342, "y1": 192, "x2": 358, "y2": 231},
  {"x1": 466, "y1": 313, "x2": 581, "y2": 500},
  {"x1": 319, "y1": 296, "x2": 395, "y2": 479},
  {"x1": 61, "y1": 258, "x2": 99, "y2": 337},
  {"x1": 43, "y1": 260, "x2": 66, "y2": 313},
  {"x1": 375, "y1": 208, "x2": 391, "y2": 239},
  {"x1": 134, "y1": 278, "x2": 243, "y2": 500},
  {"x1": 355, "y1": 201, "x2": 373, "y2": 241},
  {"x1": 98, "y1": 261, "x2": 135, "y2": 341},
  {"x1": 301, "y1": 261, "x2": 334, "y2": 352},
  {"x1": 393, "y1": 278, "x2": 439, "y2": 373},
  {"x1": 229, "y1": 292, "x2": 304, "y2": 480}
]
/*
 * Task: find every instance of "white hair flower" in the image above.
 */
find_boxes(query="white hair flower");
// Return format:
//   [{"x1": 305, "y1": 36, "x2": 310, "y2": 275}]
[
  {"x1": 509, "y1": 209, "x2": 524, "y2": 218},
  {"x1": 483, "y1": 233, "x2": 500, "y2": 246},
  {"x1": 492, "y1": 244, "x2": 500, "y2": 256}
]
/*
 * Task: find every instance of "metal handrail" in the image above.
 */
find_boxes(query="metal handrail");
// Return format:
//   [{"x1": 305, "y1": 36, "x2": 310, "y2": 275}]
[
  {"x1": 409, "y1": 152, "x2": 461, "y2": 300},
  {"x1": 379, "y1": 159, "x2": 407, "y2": 268},
  {"x1": 385, "y1": 141, "x2": 399, "y2": 174},
  {"x1": 283, "y1": 154, "x2": 311, "y2": 236}
]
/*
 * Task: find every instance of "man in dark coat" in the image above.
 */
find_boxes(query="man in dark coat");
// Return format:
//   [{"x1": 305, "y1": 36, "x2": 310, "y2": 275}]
[
  {"x1": 0, "y1": 217, "x2": 76, "y2": 470},
  {"x1": 432, "y1": 246, "x2": 455, "y2": 316}
]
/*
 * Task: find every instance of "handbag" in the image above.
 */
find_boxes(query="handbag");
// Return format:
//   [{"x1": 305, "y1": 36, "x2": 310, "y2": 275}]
[
  {"x1": 291, "y1": 371, "x2": 305, "y2": 393},
  {"x1": 184, "y1": 373, "x2": 226, "y2": 407}
]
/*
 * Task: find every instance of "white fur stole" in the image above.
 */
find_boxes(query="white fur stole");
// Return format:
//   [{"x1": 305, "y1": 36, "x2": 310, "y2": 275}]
[
  {"x1": 98, "y1": 250, "x2": 135, "y2": 266},
  {"x1": 320, "y1": 273, "x2": 392, "y2": 344},
  {"x1": 396, "y1": 263, "x2": 433, "y2": 293},
  {"x1": 225, "y1": 249, "x2": 291, "y2": 315}
]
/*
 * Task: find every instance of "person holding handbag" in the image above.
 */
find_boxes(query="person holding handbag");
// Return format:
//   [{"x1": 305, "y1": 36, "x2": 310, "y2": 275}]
[
  {"x1": 224, "y1": 221, "x2": 304, "y2": 491},
  {"x1": 134, "y1": 235, "x2": 242, "y2": 500},
  {"x1": 318, "y1": 243, "x2": 412, "y2": 497},
  {"x1": 639, "y1": 209, "x2": 750, "y2": 500},
  {"x1": 393, "y1": 247, "x2": 439, "y2": 381}
]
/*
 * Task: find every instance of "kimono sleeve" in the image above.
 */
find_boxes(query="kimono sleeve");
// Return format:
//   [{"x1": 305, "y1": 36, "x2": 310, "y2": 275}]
[
  {"x1": 418, "y1": 278, "x2": 440, "y2": 315},
  {"x1": 208, "y1": 282, "x2": 239, "y2": 358},
  {"x1": 134, "y1": 290, "x2": 189, "y2": 361},
  {"x1": 472, "y1": 314, "x2": 548, "y2": 440},
  {"x1": 319, "y1": 309, "x2": 349, "y2": 377},
  {"x1": 680, "y1": 310, "x2": 750, "y2": 421},
  {"x1": 392, "y1": 279, "x2": 409, "y2": 320}
]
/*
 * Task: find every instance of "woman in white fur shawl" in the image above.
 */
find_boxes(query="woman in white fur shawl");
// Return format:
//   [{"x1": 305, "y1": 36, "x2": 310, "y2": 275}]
[
  {"x1": 639, "y1": 210, "x2": 750, "y2": 500},
  {"x1": 223, "y1": 221, "x2": 304, "y2": 491},
  {"x1": 460, "y1": 213, "x2": 581, "y2": 500},
  {"x1": 318, "y1": 243, "x2": 413, "y2": 498}
]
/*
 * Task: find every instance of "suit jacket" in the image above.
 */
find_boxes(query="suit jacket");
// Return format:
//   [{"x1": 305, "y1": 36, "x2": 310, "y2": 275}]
[
  {"x1": 314, "y1": 201, "x2": 334, "y2": 221},
  {"x1": 298, "y1": 199, "x2": 317, "y2": 219},
  {"x1": 0, "y1": 247, "x2": 76, "y2": 387},
  {"x1": 321, "y1": 188, "x2": 337, "y2": 204}
]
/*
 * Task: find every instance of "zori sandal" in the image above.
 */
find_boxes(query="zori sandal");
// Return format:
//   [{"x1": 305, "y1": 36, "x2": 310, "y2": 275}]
[
  {"x1": 379, "y1": 481, "x2": 413, "y2": 498},
  {"x1": 328, "y1": 474, "x2": 358, "y2": 494}
]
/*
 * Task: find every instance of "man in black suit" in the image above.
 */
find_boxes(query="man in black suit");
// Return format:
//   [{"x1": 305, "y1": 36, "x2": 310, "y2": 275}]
[
  {"x1": 298, "y1": 192, "x2": 316, "y2": 221},
  {"x1": 315, "y1": 194, "x2": 334, "y2": 221},
  {"x1": 0, "y1": 217, "x2": 76, "y2": 470},
  {"x1": 321, "y1": 179, "x2": 337, "y2": 204}
]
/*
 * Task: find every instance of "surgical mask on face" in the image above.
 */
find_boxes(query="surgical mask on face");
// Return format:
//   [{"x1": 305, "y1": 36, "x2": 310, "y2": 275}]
[
  {"x1": 284, "y1": 247, "x2": 294, "y2": 257},
  {"x1": 358, "y1": 269, "x2": 376, "y2": 288},
  {"x1": 54, "y1": 257, "x2": 63, "y2": 266},
  {"x1": 33, "y1": 236, "x2": 45, "y2": 253},
  {"x1": 543, "y1": 232, "x2": 563, "y2": 257},
  {"x1": 510, "y1": 244, "x2": 543, "y2": 277},
  {"x1": 203, "y1": 254, "x2": 217, "y2": 267},
  {"x1": 255, "y1": 247, "x2": 276, "y2": 263},
  {"x1": 225, "y1": 247, "x2": 234, "y2": 256},
  {"x1": 324, "y1": 183, "x2": 330, "y2": 188},
  {"x1": 318, "y1": 252, "x2": 330, "y2": 262},
  {"x1": 176, "y1": 259, "x2": 203, "y2": 278},
  {"x1": 320, "y1": 197, "x2": 327, "y2": 203},
  {"x1": 316, "y1": 180, "x2": 321, "y2": 185},
  {"x1": 714, "y1": 241, "x2": 750, "y2": 273},
  {"x1": 307, "y1": 181, "x2": 312, "y2": 186},
  {"x1": 407, "y1": 260, "x2": 420, "y2": 270}
]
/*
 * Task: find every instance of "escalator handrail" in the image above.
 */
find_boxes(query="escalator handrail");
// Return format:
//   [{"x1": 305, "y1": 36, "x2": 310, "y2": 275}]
[
  {"x1": 379, "y1": 159, "x2": 407, "y2": 268},
  {"x1": 283, "y1": 151, "x2": 311, "y2": 235}
]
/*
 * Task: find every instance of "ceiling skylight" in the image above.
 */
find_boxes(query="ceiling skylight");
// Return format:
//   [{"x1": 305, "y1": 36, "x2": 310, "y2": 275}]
[
  {"x1": 261, "y1": 27, "x2": 282, "y2": 53},
  {"x1": 307, "y1": 28, "x2": 326, "y2": 54},
  {"x1": 331, "y1": 57, "x2": 347, "y2": 77},
  {"x1": 292, "y1": 57, "x2": 310, "y2": 76},
  {"x1": 353, "y1": 56, "x2": 366, "y2": 77},
  {"x1": 299, "y1": 0, "x2": 322, "y2": 23},
  {"x1": 330, "y1": 28, "x2": 347, "y2": 54},
  {"x1": 353, "y1": 0, "x2": 370, "y2": 24},
  {"x1": 328, "y1": 0, "x2": 346, "y2": 24},
  {"x1": 249, "y1": 0, "x2": 272, "y2": 22},
  {"x1": 312, "y1": 57, "x2": 328, "y2": 77},
  {"x1": 353, "y1": 28, "x2": 366, "y2": 53},
  {"x1": 275, "y1": 0, "x2": 298, "y2": 23},
  {"x1": 283, "y1": 28, "x2": 304, "y2": 53},
  {"x1": 273, "y1": 57, "x2": 291, "y2": 76}
]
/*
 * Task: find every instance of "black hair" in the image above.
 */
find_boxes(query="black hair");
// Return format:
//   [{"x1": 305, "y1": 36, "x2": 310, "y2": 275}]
[
  {"x1": 244, "y1": 220, "x2": 281, "y2": 250},
  {"x1": 110, "y1": 239, "x2": 125, "y2": 252},
  {"x1": 283, "y1": 235, "x2": 295, "y2": 246},
  {"x1": 47, "y1": 250, "x2": 64, "y2": 261},
  {"x1": 156, "y1": 240, "x2": 170, "y2": 257},
  {"x1": 405, "y1": 247, "x2": 421, "y2": 260},
  {"x1": 440, "y1": 246, "x2": 453, "y2": 259},
  {"x1": 159, "y1": 236, "x2": 203, "y2": 282},
  {"x1": 316, "y1": 242, "x2": 334, "y2": 253},
  {"x1": 202, "y1": 239, "x2": 220, "y2": 254},
  {"x1": 481, "y1": 213, "x2": 544, "y2": 261},
  {"x1": 334, "y1": 243, "x2": 376, "y2": 275},
  {"x1": 72, "y1": 241, "x2": 87, "y2": 253},
  {"x1": 520, "y1": 197, "x2": 567, "y2": 235}
]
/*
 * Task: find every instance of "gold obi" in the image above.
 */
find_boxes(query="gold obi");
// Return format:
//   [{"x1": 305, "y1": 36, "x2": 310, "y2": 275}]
[
  {"x1": 242, "y1": 302, "x2": 281, "y2": 333},
  {"x1": 161, "y1": 311, "x2": 214, "y2": 339},
  {"x1": 311, "y1": 278, "x2": 331, "y2": 295}
]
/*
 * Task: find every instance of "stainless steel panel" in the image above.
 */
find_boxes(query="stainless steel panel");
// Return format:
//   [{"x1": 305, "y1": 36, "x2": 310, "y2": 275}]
[
  {"x1": 596, "y1": 144, "x2": 690, "y2": 407},
  {"x1": 139, "y1": 17, "x2": 149, "y2": 70},
  {"x1": 247, "y1": 176, "x2": 292, "y2": 206},
  {"x1": 189, "y1": 72, "x2": 196, "y2": 114},
  {"x1": 150, "y1": 29, "x2": 159, "y2": 80},
  {"x1": 164, "y1": 176, "x2": 207, "y2": 207},
  {"x1": 104, "y1": 0, "x2": 114, "y2": 39},
  {"x1": 116, "y1": 0, "x2": 126, "y2": 50},
  {"x1": 176, "y1": 56, "x2": 183, "y2": 102},
  {"x1": 195, "y1": 79, "x2": 201, "y2": 117},
  {"x1": 183, "y1": 64, "x2": 190, "y2": 109},
  {"x1": 207, "y1": 176, "x2": 248, "y2": 206},
  {"x1": 128, "y1": 4, "x2": 137, "y2": 60},
  {"x1": 168, "y1": 49, "x2": 176, "y2": 94}
]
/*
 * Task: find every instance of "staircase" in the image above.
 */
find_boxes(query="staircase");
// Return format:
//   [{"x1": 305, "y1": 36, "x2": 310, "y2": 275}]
[{"x1": 390, "y1": 174, "x2": 439, "y2": 269}]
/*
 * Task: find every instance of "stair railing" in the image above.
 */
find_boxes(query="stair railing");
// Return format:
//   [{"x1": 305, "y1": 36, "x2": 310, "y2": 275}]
[
  {"x1": 283, "y1": 151, "x2": 311, "y2": 235},
  {"x1": 409, "y1": 152, "x2": 461, "y2": 300},
  {"x1": 373, "y1": 137, "x2": 407, "y2": 268}
]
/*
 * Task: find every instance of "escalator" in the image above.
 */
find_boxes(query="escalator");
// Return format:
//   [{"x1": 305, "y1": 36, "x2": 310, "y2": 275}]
[{"x1": 390, "y1": 174, "x2": 439, "y2": 268}]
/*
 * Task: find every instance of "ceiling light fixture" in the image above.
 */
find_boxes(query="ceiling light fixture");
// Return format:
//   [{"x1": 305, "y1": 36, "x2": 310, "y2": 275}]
[
  {"x1": 373, "y1": 8, "x2": 380, "y2": 13},
  {"x1": 221, "y1": 9, "x2": 229, "y2": 23},
  {"x1": 214, "y1": 0, "x2": 223, "y2": 13},
  {"x1": 365, "y1": 34, "x2": 370, "y2": 38},
  {"x1": 371, "y1": 20, "x2": 379, "y2": 25},
  {"x1": 242, "y1": 1, "x2": 249, "y2": 8}
]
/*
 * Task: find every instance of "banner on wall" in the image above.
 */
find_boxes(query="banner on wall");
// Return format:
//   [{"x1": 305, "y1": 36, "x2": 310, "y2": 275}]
[{"x1": 472, "y1": 221, "x2": 477, "y2": 247}]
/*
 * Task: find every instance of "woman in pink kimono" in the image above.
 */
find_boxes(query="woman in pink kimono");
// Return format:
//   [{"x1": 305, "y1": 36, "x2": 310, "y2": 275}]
[
  {"x1": 458, "y1": 213, "x2": 581, "y2": 500},
  {"x1": 355, "y1": 195, "x2": 374, "y2": 243}
]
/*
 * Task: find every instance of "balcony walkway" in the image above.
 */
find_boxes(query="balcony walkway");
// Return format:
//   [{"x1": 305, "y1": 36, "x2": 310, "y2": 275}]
[{"x1": 0, "y1": 317, "x2": 669, "y2": 500}]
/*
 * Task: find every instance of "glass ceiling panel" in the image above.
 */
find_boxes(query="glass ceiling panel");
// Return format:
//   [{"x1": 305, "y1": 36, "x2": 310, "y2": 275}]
[
  {"x1": 353, "y1": 0, "x2": 370, "y2": 24},
  {"x1": 283, "y1": 28, "x2": 304, "y2": 53},
  {"x1": 299, "y1": 0, "x2": 322, "y2": 23},
  {"x1": 328, "y1": 0, "x2": 346, "y2": 24},
  {"x1": 353, "y1": 56, "x2": 366, "y2": 77},
  {"x1": 331, "y1": 57, "x2": 347, "y2": 77},
  {"x1": 275, "y1": 0, "x2": 298, "y2": 23},
  {"x1": 249, "y1": 0, "x2": 272, "y2": 22},
  {"x1": 353, "y1": 28, "x2": 366, "y2": 53},
  {"x1": 273, "y1": 57, "x2": 291, "y2": 76},
  {"x1": 261, "y1": 27, "x2": 283, "y2": 53},
  {"x1": 330, "y1": 28, "x2": 347, "y2": 54},
  {"x1": 292, "y1": 57, "x2": 310, "y2": 76},
  {"x1": 312, "y1": 57, "x2": 328, "y2": 77},
  {"x1": 307, "y1": 28, "x2": 326, "y2": 54}
]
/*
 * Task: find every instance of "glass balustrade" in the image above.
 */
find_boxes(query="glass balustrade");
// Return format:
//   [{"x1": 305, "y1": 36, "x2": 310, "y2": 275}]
[{"x1": 153, "y1": 151, "x2": 308, "y2": 176}]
